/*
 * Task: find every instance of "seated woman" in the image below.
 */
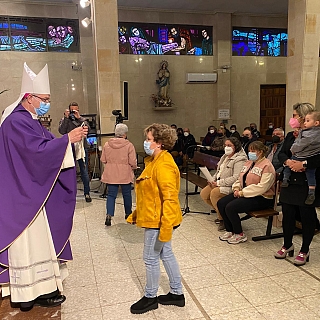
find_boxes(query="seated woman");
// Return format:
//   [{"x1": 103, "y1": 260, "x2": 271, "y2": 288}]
[
  {"x1": 200, "y1": 137, "x2": 247, "y2": 231},
  {"x1": 202, "y1": 126, "x2": 217, "y2": 147},
  {"x1": 217, "y1": 141, "x2": 276, "y2": 244},
  {"x1": 210, "y1": 128, "x2": 226, "y2": 157}
]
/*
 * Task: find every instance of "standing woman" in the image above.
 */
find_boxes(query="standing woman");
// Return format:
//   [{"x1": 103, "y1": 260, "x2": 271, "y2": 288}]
[
  {"x1": 275, "y1": 103, "x2": 320, "y2": 265},
  {"x1": 127, "y1": 123, "x2": 184, "y2": 314},
  {"x1": 100, "y1": 124, "x2": 137, "y2": 226}
]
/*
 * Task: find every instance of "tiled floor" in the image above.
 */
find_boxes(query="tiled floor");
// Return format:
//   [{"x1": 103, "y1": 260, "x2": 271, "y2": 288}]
[{"x1": 1, "y1": 180, "x2": 320, "y2": 320}]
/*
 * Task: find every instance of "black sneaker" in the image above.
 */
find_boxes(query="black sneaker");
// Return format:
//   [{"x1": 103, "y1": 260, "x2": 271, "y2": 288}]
[
  {"x1": 157, "y1": 292, "x2": 185, "y2": 307},
  {"x1": 130, "y1": 296, "x2": 158, "y2": 314},
  {"x1": 305, "y1": 194, "x2": 315, "y2": 205},
  {"x1": 105, "y1": 215, "x2": 111, "y2": 226},
  {"x1": 85, "y1": 194, "x2": 92, "y2": 202}
]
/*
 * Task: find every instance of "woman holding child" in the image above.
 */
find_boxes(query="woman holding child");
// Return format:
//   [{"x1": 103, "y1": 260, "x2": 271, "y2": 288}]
[{"x1": 276, "y1": 103, "x2": 320, "y2": 266}]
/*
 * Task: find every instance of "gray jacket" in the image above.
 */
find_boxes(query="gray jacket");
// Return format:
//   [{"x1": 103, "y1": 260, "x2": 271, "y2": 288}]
[
  {"x1": 212, "y1": 148, "x2": 248, "y2": 195},
  {"x1": 291, "y1": 126, "x2": 320, "y2": 159}
]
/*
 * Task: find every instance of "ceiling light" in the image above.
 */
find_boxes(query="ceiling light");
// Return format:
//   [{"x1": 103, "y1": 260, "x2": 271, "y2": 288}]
[
  {"x1": 81, "y1": 17, "x2": 92, "y2": 28},
  {"x1": 80, "y1": 0, "x2": 91, "y2": 8}
]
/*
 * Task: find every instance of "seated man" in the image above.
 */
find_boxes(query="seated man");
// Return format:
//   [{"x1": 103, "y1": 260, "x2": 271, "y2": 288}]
[
  {"x1": 266, "y1": 122, "x2": 274, "y2": 136},
  {"x1": 241, "y1": 127, "x2": 257, "y2": 155},
  {"x1": 266, "y1": 128, "x2": 285, "y2": 172},
  {"x1": 250, "y1": 122, "x2": 260, "y2": 138}
]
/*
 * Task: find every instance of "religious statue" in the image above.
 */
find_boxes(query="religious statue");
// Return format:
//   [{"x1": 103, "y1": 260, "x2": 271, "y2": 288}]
[{"x1": 151, "y1": 61, "x2": 173, "y2": 107}]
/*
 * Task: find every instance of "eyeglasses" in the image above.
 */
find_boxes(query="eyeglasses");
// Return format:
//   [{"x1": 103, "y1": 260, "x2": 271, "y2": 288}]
[{"x1": 33, "y1": 95, "x2": 51, "y2": 103}]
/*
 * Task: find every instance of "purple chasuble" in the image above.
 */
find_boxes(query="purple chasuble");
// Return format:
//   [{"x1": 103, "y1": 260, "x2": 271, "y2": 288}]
[{"x1": 0, "y1": 105, "x2": 76, "y2": 284}]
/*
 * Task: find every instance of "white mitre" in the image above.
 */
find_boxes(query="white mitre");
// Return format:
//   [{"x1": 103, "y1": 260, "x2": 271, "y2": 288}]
[{"x1": 0, "y1": 62, "x2": 50, "y2": 125}]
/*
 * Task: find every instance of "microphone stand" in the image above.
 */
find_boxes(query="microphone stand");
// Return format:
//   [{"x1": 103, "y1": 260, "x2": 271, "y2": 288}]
[{"x1": 182, "y1": 144, "x2": 210, "y2": 216}]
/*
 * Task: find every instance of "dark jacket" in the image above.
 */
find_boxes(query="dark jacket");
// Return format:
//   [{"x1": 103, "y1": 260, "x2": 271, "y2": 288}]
[
  {"x1": 171, "y1": 134, "x2": 183, "y2": 153},
  {"x1": 266, "y1": 140, "x2": 284, "y2": 172},
  {"x1": 241, "y1": 136, "x2": 257, "y2": 155},
  {"x1": 202, "y1": 132, "x2": 217, "y2": 146},
  {"x1": 59, "y1": 116, "x2": 90, "y2": 149},
  {"x1": 230, "y1": 131, "x2": 241, "y2": 141},
  {"x1": 182, "y1": 134, "x2": 196, "y2": 158},
  {"x1": 279, "y1": 131, "x2": 320, "y2": 207}
]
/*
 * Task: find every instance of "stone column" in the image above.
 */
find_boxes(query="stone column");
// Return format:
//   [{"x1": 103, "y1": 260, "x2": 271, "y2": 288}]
[
  {"x1": 213, "y1": 13, "x2": 232, "y2": 126},
  {"x1": 91, "y1": 0, "x2": 121, "y2": 140},
  {"x1": 286, "y1": 0, "x2": 320, "y2": 130}
]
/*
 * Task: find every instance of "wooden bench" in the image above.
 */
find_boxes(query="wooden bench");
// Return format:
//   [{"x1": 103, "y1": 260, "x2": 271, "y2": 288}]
[
  {"x1": 241, "y1": 179, "x2": 284, "y2": 241},
  {"x1": 181, "y1": 150, "x2": 220, "y2": 194}
]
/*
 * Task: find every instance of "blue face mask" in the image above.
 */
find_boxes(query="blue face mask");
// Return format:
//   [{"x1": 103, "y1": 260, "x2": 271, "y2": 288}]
[
  {"x1": 144, "y1": 141, "x2": 154, "y2": 156},
  {"x1": 248, "y1": 152, "x2": 258, "y2": 161},
  {"x1": 35, "y1": 101, "x2": 51, "y2": 116}
]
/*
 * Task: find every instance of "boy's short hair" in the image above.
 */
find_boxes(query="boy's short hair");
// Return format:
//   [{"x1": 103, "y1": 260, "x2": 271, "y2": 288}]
[{"x1": 309, "y1": 111, "x2": 320, "y2": 121}]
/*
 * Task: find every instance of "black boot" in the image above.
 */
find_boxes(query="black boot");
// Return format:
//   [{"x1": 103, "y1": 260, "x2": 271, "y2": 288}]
[
  {"x1": 130, "y1": 296, "x2": 158, "y2": 314},
  {"x1": 158, "y1": 292, "x2": 185, "y2": 307},
  {"x1": 105, "y1": 214, "x2": 111, "y2": 226}
]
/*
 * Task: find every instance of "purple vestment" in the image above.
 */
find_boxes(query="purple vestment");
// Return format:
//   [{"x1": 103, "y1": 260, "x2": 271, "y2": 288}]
[{"x1": 0, "y1": 105, "x2": 76, "y2": 284}]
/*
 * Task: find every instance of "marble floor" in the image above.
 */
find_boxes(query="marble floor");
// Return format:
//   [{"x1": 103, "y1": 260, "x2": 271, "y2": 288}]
[{"x1": 1, "y1": 180, "x2": 320, "y2": 320}]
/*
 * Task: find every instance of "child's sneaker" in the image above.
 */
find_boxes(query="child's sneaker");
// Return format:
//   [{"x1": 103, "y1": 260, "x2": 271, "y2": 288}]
[
  {"x1": 305, "y1": 194, "x2": 315, "y2": 205},
  {"x1": 219, "y1": 231, "x2": 233, "y2": 241},
  {"x1": 227, "y1": 233, "x2": 247, "y2": 244},
  {"x1": 281, "y1": 179, "x2": 289, "y2": 187}
]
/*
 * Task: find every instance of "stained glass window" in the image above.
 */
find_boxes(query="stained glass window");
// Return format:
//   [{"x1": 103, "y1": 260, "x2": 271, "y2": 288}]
[
  {"x1": 0, "y1": 15, "x2": 80, "y2": 53},
  {"x1": 9, "y1": 17, "x2": 46, "y2": 52},
  {"x1": 118, "y1": 22, "x2": 213, "y2": 56},
  {"x1": 47, "y1": 19, "x2": 80, "y2": 52},
  {"x1": 0, "y1": 16, "x2": 10, "y2": 51},
  {"x1": 232, "y1": 27, "x2": 287, "y2": 57}
]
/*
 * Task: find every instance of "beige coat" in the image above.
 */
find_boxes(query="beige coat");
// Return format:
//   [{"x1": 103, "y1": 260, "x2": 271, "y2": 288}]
[
  {"x1": 212, "y1": 148, "x2": 248, "y2": 195},
  {"x1": 100, "y1": 138, "x2": 137, "y2": 184}
]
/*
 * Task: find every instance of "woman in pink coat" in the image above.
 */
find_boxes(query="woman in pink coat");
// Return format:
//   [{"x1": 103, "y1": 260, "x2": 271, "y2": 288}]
[{"x1": 101, "y1": 124, "x2": 137, "y2": 226}]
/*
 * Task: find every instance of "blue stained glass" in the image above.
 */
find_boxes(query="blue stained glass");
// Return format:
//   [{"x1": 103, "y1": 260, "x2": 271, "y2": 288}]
[
  {"x1": 232, "y1": 27, "x2": 287, "y2": 57},
  {"x1": 11, "y1": 35, "x2": 46, "y2": 51},
  {"x1": 10, "y1": 23, "x2": 28, "y2": 30}
]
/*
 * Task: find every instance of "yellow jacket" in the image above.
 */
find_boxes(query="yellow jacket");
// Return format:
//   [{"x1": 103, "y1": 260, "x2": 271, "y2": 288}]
[{"x1": 127, "y1": 150, "x2": 182, "y2": 242}]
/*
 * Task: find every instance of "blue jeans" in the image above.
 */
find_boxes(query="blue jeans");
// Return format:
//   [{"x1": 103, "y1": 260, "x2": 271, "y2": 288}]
[
  {"x1": 77, "y1": 150, "x2": 90, "y2": 195},
  {"x1": 143, "y1": 229, "x2": 183, "y2": 298},
  {"x1": 106, "y1": 183, "x2": 132, "y2": 217}
]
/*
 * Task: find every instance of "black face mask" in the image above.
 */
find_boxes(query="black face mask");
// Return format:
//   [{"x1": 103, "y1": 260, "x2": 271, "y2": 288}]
[
  {"x1": 272, "y1": 135, "x2": 281, "y2": 143},
  {"x1": 241, "y1": 136, "x2": 249, "y2": 143},
  {"x1": 217, "y1": 133, "x2": 223, "y2": 137},
  {"x1": 251, "y1": 127, "x2": 256, "y2": 132}
]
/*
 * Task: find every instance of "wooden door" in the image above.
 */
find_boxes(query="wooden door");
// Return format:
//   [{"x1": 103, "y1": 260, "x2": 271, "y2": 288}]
[{"x1": 260, "y1": 84, "x2": 286, "y2": 138}]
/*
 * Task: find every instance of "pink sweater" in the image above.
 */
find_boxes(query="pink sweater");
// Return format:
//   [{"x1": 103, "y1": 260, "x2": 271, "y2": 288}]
[
  {"x1": 232, "y1": 158, "x2": 275, "y2": 199},
  {"x1": 100, "y1": 138, "x2": 137, "y2": 184}
]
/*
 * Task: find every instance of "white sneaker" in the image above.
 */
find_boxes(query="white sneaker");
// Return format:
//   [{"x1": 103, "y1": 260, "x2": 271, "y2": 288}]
[
  {"x1": 219, "y1": 232, "x2": 233, "y2": 241},
  {"x1": 227, "y1": 233, "x2": 247, "y2": 244}
]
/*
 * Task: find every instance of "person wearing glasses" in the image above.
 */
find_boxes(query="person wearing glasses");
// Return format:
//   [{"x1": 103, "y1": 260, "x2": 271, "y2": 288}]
[
  {"x1": 0, "y1": 63, "x2": 87, "y2": 311},
  {"x1": 59, "y1": 102, "x2": 92, "y2": 202}
]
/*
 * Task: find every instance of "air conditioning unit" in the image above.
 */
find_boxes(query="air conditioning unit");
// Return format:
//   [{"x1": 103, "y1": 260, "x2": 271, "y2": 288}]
[{"x1": 186, "y1": 73, "x2": 217, "y2": 83}]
